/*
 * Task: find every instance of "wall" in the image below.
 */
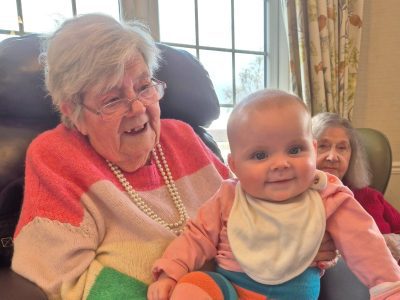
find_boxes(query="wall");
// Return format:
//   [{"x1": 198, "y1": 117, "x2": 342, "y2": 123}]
[{"x1": 353, "y1": 0, "x2": 400, "y2": 209}]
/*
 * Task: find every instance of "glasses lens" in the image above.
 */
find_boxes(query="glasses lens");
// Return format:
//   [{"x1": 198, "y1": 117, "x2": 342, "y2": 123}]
[
  {"x1": 99, "y1": 80, "x2": 166, "y2": 121},
  {"x1": 139, "y1": 82, "x2": 165, "y2": 105},
  {"x1": 101, "y1": 99, "x2": 130, "y2": 120}
]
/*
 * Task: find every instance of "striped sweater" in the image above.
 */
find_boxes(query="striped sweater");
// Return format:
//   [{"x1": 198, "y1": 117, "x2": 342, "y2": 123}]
[{"x1": 12, "y1": 119, "x2": 229, "y2": 300}]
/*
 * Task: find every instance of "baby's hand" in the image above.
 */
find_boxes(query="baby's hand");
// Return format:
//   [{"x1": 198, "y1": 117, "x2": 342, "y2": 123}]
[
  {"x1": 147, "y1": 273, "x2": 177, "y2": 300},
  {"x1": 311, "y1": 231, "x2": 339, "y2": 270}
]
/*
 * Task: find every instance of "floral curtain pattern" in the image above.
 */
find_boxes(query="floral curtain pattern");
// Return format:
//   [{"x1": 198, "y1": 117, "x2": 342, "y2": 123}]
[{"x1": 281, "y1": 0, "x2": 364, "y2": 120}]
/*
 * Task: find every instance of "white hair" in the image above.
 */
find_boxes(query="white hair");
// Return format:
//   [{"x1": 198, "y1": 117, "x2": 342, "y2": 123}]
[
  {"x1": 41, "y1": 13, "x2": 160, "y2": 127},
  {"x1": 312, "y1": 112, "x2": 371, "y2": 189}
]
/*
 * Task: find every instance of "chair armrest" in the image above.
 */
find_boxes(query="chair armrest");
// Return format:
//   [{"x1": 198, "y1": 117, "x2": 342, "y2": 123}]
[
  {"x1": 319, "y1": 258, "x2": 369, "y2": 299},
  {"x1": 0, "y1": 268, "x2": 47, "y2": 299}
]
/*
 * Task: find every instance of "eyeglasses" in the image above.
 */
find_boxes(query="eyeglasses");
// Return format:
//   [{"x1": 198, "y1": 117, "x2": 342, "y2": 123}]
[
  {"x1": 81, "y1": 78, "x2": 166, "y2": 121},
  {"x1": 317, "y1": 142, "x2": 351, "y2": 155}
]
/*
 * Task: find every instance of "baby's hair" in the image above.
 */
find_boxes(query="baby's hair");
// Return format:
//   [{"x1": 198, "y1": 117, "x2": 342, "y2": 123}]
[{"x1": 227, "y1": 89, "x2": 310, "y2": 144}]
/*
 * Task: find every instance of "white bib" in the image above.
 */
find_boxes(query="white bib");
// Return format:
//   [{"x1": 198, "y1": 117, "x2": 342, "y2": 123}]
[{"x1": 227, "y1": 171, "x2": 327, "y2": 284}]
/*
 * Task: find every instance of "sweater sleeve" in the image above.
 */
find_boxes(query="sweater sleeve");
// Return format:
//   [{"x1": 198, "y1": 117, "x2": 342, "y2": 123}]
[
  {"x1": 323, "y1": 178, "x2": 400, "y2": 295},
  {"x1": 12, "y1": 128, "x2": 149, "y2": 300},
  {"x1": 152, "y1": 181, "x2": 233, "y2": 281}
]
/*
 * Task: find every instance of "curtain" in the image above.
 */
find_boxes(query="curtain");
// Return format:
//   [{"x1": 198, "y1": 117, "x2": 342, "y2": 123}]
[
  {"x1": 119, "y1": 0, "x2": 160, "y2": 41},
  {"x1": 282, "y1": 0, "x2": 364, "y2": 120}
]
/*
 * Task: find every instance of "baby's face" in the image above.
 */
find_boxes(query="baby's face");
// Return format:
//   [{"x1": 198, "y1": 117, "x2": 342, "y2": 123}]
[{"x1": 228, "y1": 103, "x2": 317, "y2": 202}]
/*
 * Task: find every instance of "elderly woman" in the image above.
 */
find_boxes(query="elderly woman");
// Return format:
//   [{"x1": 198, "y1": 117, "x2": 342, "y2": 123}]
[
  {"x1": 11, "y1": 14, "x2": 336, "y2": 299},
  {"x1": 312, "y1": 112, "x2": 400, "y2": 262},
  {"x1": 11, "y1": 13, "x2": 228, "y2": 299}
]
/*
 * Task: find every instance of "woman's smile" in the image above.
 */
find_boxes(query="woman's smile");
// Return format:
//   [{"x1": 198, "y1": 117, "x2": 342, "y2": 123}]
[{"x1": 123, "y1": 122, "x2": 148, "y2": 135}]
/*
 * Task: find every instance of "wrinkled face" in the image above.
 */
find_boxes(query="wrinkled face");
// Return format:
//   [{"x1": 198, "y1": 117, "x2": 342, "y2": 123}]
[
  {"x1": 228, "y1": 104, "x2": 317, "y2": 202},
  {"x1": 74, "y1": 54, "x2": 161, "y2": 172},
  {"x1": 316, "y1": 126, "x2": 352, "y2": 180}
]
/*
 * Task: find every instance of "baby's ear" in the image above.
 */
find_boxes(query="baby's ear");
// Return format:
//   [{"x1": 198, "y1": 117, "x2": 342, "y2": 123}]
[{"x1": 312, "y1": 139, "x2": 318, "y2": 152}]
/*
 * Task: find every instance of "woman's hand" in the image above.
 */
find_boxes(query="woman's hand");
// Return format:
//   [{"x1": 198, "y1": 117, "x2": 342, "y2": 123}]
[
  {"x1": 311, "y1": 232, "x2": 339, "y2": 270},
  {"x1": 147, "y1": 273, "x2": 177, "y2": 300}
]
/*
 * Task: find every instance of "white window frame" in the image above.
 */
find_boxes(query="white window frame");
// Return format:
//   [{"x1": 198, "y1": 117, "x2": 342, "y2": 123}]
[{"x1": 155, "y1": 1, "x2": 289, "y2": 160}]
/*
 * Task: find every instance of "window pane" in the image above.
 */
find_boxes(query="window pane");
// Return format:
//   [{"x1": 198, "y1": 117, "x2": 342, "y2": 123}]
[
  {"x1": 209, "y1": 107, "x2": 233, "y2": 161},
  {"x1": 0, "y1": 0, "x2": 19, "y2": 31},
  {"x1": 76, "y1": 1, "x2": 119, "y2": 20},
  {"x1": 198, "y1": 0, "x2": 231, "y2": 48},
  {"x1": 21, "y1": 0, "x2": 73, "y2": 33},
  {"x1": 199, "y1": 50, "x2": 233, "y2": 106},
  {"x1": 0, "y1": 34, "x2": 14, "y2": 42},
  {"x1": 159, "y1": 0, "x2": 195, "y2": 44},
  {"x1": 235, "y1": 53, "x2": 264, "y2": 102},
  {"x1": 235, "y1": 0, "x2": 263, "y2": 51},
  {"x1": 210, "y1": 107, "x2": 232, "y2": 130}
]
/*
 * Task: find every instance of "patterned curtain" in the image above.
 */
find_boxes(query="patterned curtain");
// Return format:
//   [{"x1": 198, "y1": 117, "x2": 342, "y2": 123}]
[
  {"x1": 120, "y1": 0, "x2": 160, "y2": 40},
  {"x1": 281, "y1": 0, "x2": 364, "y2": 120}
]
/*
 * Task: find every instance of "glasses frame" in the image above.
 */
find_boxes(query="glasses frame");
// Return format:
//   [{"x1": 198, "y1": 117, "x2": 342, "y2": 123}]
[{"x1": 80, "y1": 78, "x2": 167, "y2": 121}]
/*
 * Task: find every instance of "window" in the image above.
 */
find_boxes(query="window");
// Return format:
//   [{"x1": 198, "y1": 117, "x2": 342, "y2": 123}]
[
  {"x1": 158, "y1": 0, "x2": 289, "y2": 160},
  {"x1": 0, "y1": 0, "x2": 119, "y2": 41},
  {"x1": 0, "y1": 0, "x2": 288, "y2": 161}
]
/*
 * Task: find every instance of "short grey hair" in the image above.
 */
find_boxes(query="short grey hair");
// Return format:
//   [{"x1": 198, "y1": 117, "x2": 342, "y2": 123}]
[
  {"x1": 41, "y1": 13, "x2": 160, "y2": 127},
  {"x1": 311, "y1": 112, "x2": 371, "y2": 189}
]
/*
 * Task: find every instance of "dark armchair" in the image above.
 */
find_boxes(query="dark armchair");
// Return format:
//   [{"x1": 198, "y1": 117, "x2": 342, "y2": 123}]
[
  {"x1": 0, "y1": 34, "x2": 222, "y2": 299},
  {"x1": 357, "y1": 127, "x2": 392, "y2": 194}
]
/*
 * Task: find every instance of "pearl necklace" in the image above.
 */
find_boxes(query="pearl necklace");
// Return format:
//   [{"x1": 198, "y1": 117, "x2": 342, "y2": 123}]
[{"x1": 107, "y1": 143, "x2": 189, "y2": 235}]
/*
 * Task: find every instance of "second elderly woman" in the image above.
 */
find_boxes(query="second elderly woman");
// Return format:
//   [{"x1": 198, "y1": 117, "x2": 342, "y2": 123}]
[{"x1": 312, "y1": 112, "x2": 400, "y2": 261}]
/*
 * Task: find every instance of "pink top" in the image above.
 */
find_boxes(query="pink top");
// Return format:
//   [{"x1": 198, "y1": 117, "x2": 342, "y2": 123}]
[{"x1": 153, "y1": 174, "x2": 400, "y2": 293}]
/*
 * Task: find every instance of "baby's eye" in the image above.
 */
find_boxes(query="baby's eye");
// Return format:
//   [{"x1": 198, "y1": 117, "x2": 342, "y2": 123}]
[
  {"x1": 288, "y1": 146, "x2": 302, "y2": 155},
  {"x1": 252, "y1": 151, "x2": 268, "y2": 160}
]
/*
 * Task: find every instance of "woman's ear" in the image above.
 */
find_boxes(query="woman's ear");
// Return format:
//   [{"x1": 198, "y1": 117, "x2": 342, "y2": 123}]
[
  {"x1": 60, "y1": 102, "x2": 88, "y2": 135},
  {"x1": 60, "y1": 102, "x2": 73, "y2": 116}
]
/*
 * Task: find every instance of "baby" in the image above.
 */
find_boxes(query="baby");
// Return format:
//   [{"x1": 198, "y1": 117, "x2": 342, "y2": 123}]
[{"x1": 148, "y1": 89, "x2": 400, "y2": 300}]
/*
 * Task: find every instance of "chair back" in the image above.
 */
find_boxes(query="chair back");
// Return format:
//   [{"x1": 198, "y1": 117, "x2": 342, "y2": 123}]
[{"x1": 356, "y1": 128, "x2": 392, "y2": 194}]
